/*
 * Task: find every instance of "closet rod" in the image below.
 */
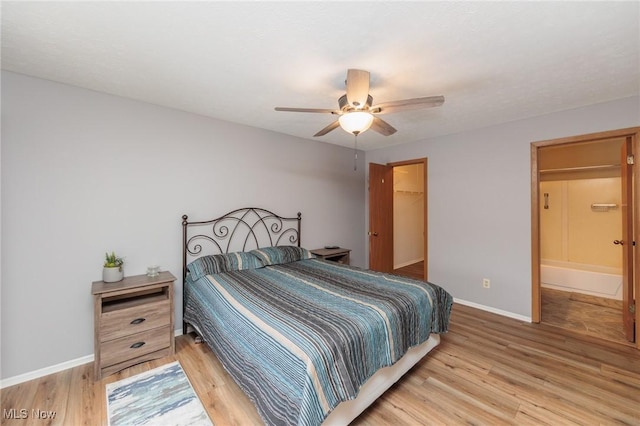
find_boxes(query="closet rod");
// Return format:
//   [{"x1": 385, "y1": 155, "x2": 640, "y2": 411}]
[
  {"x1": 394, "y1": 190, "x2": 424, "y2": 195},
  {"x1": 539, "y1": 164, "x2": 619, "y2": 174}
]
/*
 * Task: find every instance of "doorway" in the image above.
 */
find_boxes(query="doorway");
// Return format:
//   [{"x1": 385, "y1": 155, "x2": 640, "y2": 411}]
[
  {"x1": 369, "y1": 158, "x2": 428, "y2": 280},
  {"x1": 392, "y1": 162, "x2": 426, "y2": 280},
  {"x1": 531, "y1": 127, "x2": 640, "y2": 348}
]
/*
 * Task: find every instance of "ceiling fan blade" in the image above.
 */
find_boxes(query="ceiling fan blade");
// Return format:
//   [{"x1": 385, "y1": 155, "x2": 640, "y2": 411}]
[
  {"x1": 346, "y1": 69, "x2": 370, "y2": 109},
  {"x1": 314, "y1": 120, "x2": 341, "y2": 137},
  {"x1": 275, "y1": 107, "x2": 337, "y2": 113},
  {"x1": 371, "y1": 96, "x2": 445, "y2": 114},
  {"x1": 370, "y1": 117, "x2": 397, "y2": 136}
]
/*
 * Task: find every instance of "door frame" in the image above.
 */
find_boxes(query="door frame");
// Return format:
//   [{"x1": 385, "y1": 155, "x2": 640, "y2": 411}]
[
  {"x1": 388, "y1": 158, "x2": 428, "y2": 280},
  {"x1": 530, "y1": 127, "x2": 640, "y2": 348}
]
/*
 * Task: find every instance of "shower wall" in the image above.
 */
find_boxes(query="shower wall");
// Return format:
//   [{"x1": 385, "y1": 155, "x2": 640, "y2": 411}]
[{"x1": 540, "y1": 177, "x2": 623, "y2": 299}]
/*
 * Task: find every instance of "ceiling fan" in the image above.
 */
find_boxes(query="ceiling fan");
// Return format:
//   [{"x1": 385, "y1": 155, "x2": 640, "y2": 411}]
[{"x1": 275, "y1": 69, "x2": 445, "y2": 137}]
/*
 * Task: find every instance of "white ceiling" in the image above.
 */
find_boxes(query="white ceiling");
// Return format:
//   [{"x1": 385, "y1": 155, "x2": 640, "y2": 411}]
[{"x1": 2, "y1": 1, "x2": 639, "y2": 150}]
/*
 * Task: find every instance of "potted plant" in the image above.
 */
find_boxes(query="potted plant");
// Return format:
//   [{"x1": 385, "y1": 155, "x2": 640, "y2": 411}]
[{"x1": 103, "y1": 251, "x2": 124, "y2": 283}]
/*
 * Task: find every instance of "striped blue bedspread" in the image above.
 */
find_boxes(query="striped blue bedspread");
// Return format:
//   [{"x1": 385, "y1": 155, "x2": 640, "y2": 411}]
[{"x1": 184, "y1": 259, "x2": 453, "y2": 426}]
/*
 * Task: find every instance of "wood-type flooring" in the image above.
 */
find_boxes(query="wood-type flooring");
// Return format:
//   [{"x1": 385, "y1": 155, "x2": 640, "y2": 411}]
[
  {"x1": 1, "y1": 303, "x2": 639, "y2": 425},
  {"x1": 541, "y1": 287, "x2": 628, "y2": 346},
  {"x1": 393, "y1": 261, "x2": 424, "y2": 281}
]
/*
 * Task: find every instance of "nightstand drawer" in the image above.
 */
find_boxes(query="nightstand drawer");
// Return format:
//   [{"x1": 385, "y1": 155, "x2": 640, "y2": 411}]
[
  {"x1": 100, "y1": 326, "x2": 171, "y2": 367},
  {"x1": 100, "y1": 300, "x2": 170, "y2": 342},
  {"x1": 92, "y1": 271, "x2": 176, "y2": 380}
]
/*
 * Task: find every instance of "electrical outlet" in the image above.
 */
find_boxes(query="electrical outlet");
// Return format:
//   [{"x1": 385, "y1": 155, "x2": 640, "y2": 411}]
[{"x1": 482, "y1": 278, "x2": 491, "y2": 289}]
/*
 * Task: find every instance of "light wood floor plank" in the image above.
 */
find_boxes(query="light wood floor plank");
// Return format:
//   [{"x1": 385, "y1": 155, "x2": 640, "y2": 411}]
[
  {"x1": 519, "y1": 344, "x2": 640, "y2": 404},
  {"x1": 514, "y1": 400, "x2": 585, "y2": 426},
  {"x1": 420, "y1": 376, "x2": 513, "y2": 425},
  {"x1": 600, "y1": 363, "x2": 640, "y2": 389},
  {"x1": 1, "y1": 303, "x2": 639, "y2": 425},
  {"x1": 542, "y1": 288, "x2": 627, "y2": 345},
  {"x1": 422, "y1": 359, "x2": 520, "y2": 420},
  {"x1": 64, "y1": 363, "x2": 96, "y2": 426},
  {"x1": 393, "y1": 261, "x2": 424, "y2": 281}
]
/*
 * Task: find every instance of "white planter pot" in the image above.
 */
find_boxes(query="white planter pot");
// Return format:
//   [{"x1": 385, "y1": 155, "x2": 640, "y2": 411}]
[{"x1": 103, "y1": 266, "x2": 124, "y2": 283}]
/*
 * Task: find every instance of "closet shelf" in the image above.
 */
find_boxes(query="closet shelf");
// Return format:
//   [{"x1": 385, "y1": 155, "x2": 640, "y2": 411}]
[
  {"x1": 539, "y1": 164, "x2": 619, "y2": 174},
  {"x1": 394, "y1": 190, "x2": 424, "y2": 195}
]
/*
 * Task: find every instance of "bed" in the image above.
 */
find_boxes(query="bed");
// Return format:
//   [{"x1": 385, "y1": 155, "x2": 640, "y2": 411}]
[{"x1": 181, "y1": 208, "x2": 453, "y2": 426}]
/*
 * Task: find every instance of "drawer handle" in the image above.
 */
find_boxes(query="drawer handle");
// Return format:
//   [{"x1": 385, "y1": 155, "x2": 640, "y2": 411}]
[
  {"x1": 130, "y1": 318, "x2": 146, "y2": 325},
  {"x1": 130, "y1": 342, "x2": 146, "y2": 349}
]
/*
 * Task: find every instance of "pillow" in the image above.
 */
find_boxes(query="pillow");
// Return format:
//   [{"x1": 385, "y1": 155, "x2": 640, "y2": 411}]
[
  {"x1": 187, "y1": 251, "x2": 264, "y2": 279},
  {"x1": 250, "y1": 246, "x2": 315, "y2": 266}
]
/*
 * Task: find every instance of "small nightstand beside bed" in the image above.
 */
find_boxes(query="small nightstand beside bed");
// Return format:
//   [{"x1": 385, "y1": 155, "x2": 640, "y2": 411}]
[{"x1": 182, "y1": 208, "x2": 453, "y2": 426}]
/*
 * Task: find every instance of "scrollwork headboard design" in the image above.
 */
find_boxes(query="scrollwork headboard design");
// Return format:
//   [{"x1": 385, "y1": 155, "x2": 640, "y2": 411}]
[{"x1": 181, "y1": 207, "x2": 301, "y2": 281}]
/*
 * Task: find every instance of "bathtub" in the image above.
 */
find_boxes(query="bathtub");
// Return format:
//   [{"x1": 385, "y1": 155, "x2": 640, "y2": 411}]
[{"x1": 540, "y1": 259, "x2": 623, "y2": 300}]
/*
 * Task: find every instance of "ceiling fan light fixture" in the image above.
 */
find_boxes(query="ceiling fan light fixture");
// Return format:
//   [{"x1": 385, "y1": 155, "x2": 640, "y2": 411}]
[
  {"x1": 274, "y1": 69, "x2": 443, "y2": 138},
  {"x1": 338, "y1": 111, "x2": 374, "y2": 135}
]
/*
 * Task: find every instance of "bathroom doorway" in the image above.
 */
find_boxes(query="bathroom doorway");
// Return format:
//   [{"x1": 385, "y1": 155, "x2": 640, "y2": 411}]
[{"x1": 531, "y1": 127, "x2": 639, "y2": 347}]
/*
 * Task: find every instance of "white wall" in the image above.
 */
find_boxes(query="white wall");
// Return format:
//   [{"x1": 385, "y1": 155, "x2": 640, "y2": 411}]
[
  {"x1": 366, "y1": 96, "x2": 639, "y2": 318},
  {"x1": 393, "y1": 164, "x2": 424, "y2": 268},
  {"x1": 1, "y1": 71, "x2": 365, "y2": 380}
]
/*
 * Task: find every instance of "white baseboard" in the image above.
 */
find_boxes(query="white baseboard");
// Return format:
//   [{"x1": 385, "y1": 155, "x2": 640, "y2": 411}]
[
  {"x1": 0, "y1": 328, "x2": 185, "y2": 389},
  {"x1": 0, "y1": 354, "x2": 94, "y2": 389},
  {"x1": 454, "y1": 298, "x2": 531, "y2": 323}
]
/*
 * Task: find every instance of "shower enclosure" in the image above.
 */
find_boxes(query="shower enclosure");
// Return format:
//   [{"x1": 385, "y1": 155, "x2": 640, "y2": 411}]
[{"x1": 540, "y1": 177, "x2": 622, "y2": 299}]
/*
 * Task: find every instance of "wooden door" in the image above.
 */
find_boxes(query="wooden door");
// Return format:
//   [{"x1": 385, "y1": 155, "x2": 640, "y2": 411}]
[
  {"x1": 369, "y1": 163, "x2": 394, "y2": 273},
  {"x1": 621, "y1": 137, "x2": 635, "y2": 342}
]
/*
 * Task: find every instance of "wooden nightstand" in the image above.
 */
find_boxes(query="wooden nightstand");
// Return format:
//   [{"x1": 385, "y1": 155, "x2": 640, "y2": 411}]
[
  {"x1": 311, "y1": 248, "x2": 351, "y2": 265},
  {"x1": 92, "y1": 271, "x2": 175, "y2": 380}
]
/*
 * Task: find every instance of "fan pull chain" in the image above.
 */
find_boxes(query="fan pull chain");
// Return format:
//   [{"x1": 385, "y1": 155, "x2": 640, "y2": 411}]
[{"x1": 353, "y1": 131, "x2": 359, "y2": 171}]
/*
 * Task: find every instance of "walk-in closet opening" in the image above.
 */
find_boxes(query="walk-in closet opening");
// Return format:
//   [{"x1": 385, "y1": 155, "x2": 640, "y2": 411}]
[{"x1": 392, "y1": 163, "x2": 425, "y2": 280}]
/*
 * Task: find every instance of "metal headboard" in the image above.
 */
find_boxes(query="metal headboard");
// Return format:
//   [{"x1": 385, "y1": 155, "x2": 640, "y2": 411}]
[{"x1": 181, "y1": 207, "x2": 301, "y2": 281}]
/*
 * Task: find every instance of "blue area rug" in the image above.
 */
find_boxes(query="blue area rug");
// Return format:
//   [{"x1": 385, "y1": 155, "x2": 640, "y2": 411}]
[{"x1": 106, "y1": 361, "x2": 213, "y2": 426}]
